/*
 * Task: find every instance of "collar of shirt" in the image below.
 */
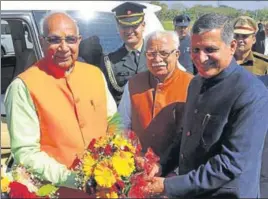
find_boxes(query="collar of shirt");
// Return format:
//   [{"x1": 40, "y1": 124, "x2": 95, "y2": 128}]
[
  {"x1": 125, "y1": 42, "x2": 143, "y2": 54},
  {"x1": 39, "y1": 58, "x2": 75, "y2": 78},
  {"x1": 240, "y1": 51, "x2": 254, "y2": 66},
  {"x1": 149, "y1": 67, "x2": 180, "y2": 88}
]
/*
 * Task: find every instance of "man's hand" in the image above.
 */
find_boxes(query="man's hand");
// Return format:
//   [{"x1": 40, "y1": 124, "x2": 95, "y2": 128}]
[
  {"x1": 135, "y1": 156, "x2": 162, "y2": 177},
  {"x1": 145, "y1": 177, "x2": 165, "y2": 196},
  {"x1": 148, "y1": 163, "x2": 162, "y2": 178}
]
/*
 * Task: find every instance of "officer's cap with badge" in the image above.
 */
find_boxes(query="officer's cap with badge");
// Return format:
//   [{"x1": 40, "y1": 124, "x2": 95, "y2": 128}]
[
  {"x1": 233, "y1": 16, "x2": 258, "y2": 35},
  {"x1": 173, "y1": 14, "x2": 191, "y2": 27},
  {"x1": 112, "y1": 2, "x2": 146, "y2": 27}
]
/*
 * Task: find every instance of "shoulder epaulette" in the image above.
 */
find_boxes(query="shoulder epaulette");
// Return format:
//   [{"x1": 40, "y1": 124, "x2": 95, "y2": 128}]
[
  {"x1": 108, "y1": 45, "x2": 128, "y2": 63},
  {"x1": 253, "y1": 51, "x2": 268, "y2": 62}
]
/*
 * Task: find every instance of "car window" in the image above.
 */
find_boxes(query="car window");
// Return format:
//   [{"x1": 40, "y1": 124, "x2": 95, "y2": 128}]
[
  {"x1": 1, "y1": 19, "x2": 37, "y2": 95},
  {"x1": 1, "y1": 22, "x2": 11, "y2": 34},
  {"x1": 32, "y1": 10, "x2": 124, "y2": 55}
]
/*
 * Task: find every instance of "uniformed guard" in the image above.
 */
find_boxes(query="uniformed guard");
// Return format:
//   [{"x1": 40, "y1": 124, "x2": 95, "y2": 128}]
[
  {"x1": 100, "y1": 2, "x2": 148, "y2": 105},
  {"x1": 233, "y1": 16, "x2": 268, "y2": 75},
  {"x1": 173, "y1": 14, "x2": 196, "y2": 75}
]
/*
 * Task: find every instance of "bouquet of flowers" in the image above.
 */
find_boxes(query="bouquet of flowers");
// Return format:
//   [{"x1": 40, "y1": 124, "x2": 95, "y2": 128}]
[
  {"x1": 1, "y1": 164, "x2": 59, "y2": 199},
  {"x1": 73, "y1": 113, "x2": 160, "y2": 198}
]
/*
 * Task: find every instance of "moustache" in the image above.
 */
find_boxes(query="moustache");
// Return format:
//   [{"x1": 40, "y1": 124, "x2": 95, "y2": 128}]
[
  {"x1": 152, "y1": 63, "x2": 167, "y2": 68},
  {"x1": 201, "y1": 60, "x2": 217, "y2": 70}
]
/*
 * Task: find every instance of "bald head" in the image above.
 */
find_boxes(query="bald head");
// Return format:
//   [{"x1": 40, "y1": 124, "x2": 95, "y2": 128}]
[{"x1": 41, "y1": 12, "x2": 79, "y2": 36}]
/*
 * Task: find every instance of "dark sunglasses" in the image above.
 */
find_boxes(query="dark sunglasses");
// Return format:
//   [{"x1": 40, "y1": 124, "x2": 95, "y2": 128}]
[{"x1": 44, "y1": 35, "x2": 80, "y2": 44}]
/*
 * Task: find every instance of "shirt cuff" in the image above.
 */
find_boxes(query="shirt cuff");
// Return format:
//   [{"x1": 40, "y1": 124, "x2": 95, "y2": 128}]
[
  {"x1": 164, "y1": 174, "x2": 196, "y2": 197},
  {"x1": 60, "y1": 171, "x2": 78, "y2": 189}
]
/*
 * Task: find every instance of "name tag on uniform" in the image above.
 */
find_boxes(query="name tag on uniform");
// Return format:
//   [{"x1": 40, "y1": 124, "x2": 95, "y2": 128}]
[{"x1": 117, "y1": 71, "x2": 130, "y2": 76}]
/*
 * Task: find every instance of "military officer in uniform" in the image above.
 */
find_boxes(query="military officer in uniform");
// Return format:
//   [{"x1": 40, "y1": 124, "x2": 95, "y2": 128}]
[
  {"x1": 100, "y1": 2, "x2": 148, "y2": 105},
  {"x1": 173, "y1": 14, "x2": 196, "y2": 75},
  {"x1": 233, "y1": 16, "x2": 268, "y2": 75}
]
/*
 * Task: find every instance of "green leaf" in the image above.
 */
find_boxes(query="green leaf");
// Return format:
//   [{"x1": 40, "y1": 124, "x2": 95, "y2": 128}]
[{"x1": 36, "y1": 184, "x2": 59, "y2": 197}]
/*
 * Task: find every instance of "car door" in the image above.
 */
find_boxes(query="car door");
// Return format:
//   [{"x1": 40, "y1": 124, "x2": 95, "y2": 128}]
[{"x1": 1, "y1": 11, "x2": 42, "y2": 168}]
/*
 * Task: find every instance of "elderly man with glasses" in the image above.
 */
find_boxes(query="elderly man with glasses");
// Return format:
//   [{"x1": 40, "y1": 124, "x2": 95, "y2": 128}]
[
  {"x1": 118, "y1": 30, "x2": 193, "y2": 176},
  {"x1": 4, "y1": 11, "x2": 117, "y2": 188},
  {"x1": 233, "y1": 16, "x2": 268, "y2": 75}
]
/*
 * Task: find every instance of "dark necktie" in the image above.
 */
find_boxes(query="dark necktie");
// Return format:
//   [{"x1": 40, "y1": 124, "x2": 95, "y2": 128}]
[{"x1": 131, "y1": 50, "x2": 139, "y2": 67}]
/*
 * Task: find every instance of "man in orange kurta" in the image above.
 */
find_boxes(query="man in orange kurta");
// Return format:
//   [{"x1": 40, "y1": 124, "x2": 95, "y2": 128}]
[
  {"x1": 118, "y1": 31, "x2": 193, "y2": 175},
  {"x1": 4, "y1": 12, "x2": 117, "y2": 188}
]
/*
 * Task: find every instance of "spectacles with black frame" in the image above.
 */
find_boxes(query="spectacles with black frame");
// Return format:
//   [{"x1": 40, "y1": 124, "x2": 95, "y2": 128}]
[
  {"x1": 145, "y1": 49, "x2": 177, "y2": 60},
  {"x1": 43, "y1": 35, "x2": 81, "y2": 44}
]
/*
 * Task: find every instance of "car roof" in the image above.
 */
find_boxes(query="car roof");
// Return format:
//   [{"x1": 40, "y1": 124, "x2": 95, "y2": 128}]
[{"x1": 1, "y1": 1, "x2": 161, "y2": 13}]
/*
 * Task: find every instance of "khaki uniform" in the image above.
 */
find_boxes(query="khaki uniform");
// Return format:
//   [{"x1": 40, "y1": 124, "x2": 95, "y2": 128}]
[
  {"x1": 239, "y1": 51, "x2": 268, "y2": 75},
  {"x1": 233, "y1": 16, "x2": 268, "y2": 75}
]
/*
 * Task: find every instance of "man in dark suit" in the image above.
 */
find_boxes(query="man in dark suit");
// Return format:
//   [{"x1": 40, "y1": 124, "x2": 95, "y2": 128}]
[
  {"x1": 143, "y1": 13, "x2": 268, "y2": 198},
  {"x1": 100, "y1": 2, "x2": 148, "y2": 105},
  {"x1": 173, "y1": 14, "x2": 196, "y2": 75}
]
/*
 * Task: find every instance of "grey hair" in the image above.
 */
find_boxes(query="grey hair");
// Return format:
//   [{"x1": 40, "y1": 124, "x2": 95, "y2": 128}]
[
  {"x1": 145, "y1": 30, "x2": 180, "y2": 50},
  {"x1": 39, "y1": 11, "x2": 79, "y2": 36},
  {"x1": 191, "y1": 13, "x2": 234, "y2": 45}
]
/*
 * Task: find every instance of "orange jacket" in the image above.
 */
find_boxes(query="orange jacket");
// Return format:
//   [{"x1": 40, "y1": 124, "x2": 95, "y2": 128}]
[{"x1": 19, "y1": 59, "x2": 107, "y2": 167}]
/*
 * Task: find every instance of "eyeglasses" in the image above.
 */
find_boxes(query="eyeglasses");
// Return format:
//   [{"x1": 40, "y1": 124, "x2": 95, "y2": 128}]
[
  {"x1": 234, "y1": 34, "x2": 254, "y2": 40},
  {"x1": 43, "y1": 35, "x2": 81, "y2": 44},
  {"x1": 145, "y1": 49, "x2": 176, "y2": 59}
]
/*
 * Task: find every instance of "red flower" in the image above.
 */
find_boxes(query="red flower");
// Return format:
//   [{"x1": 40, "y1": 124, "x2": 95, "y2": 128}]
[
  {"x1": 145, "y1": 148, "x2": 160, "y2": 163},
  {"x1": 123, "y1": 146, "x2": 130, "y2": 152},
  {"x1": 128, "y1": 130, "x2": 137, "y2": 141},
  {"x1": 144, "y1": 162, "x2": 153, "y2": 175},
  {"x1": 88, "y1": 138, "x2": 97, "y2": 152},
  {"x1": 128, "y1": 185, "x2": 145, "y2": 198},
  {"x1": 128, "y1": 173, "x2": 150, "y2": 198},
  {"x1": 70, "y1": 156, "x2": 82, "y2": 169},
  {"x1": 9, "y1": 182, "x2": 38, "y2": 199},
  {"x1": 130, "y1": 173, "x2": 147, "y2": 187},
  {"x1": 104, "y1": 144, "x2": 113, "y2": 156},
  {"x1": 116, "y1": 180, "x2": 125, "y2": 190},
  {"x1": 136, "y1": 143, "x2": 142, "y2": 154},
  {"x1": 92, "y1": 153, "x2": 99, "y2": 159},
  {"x1": 128, "y1": 183, "x2": 149, "y2": 198}
]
